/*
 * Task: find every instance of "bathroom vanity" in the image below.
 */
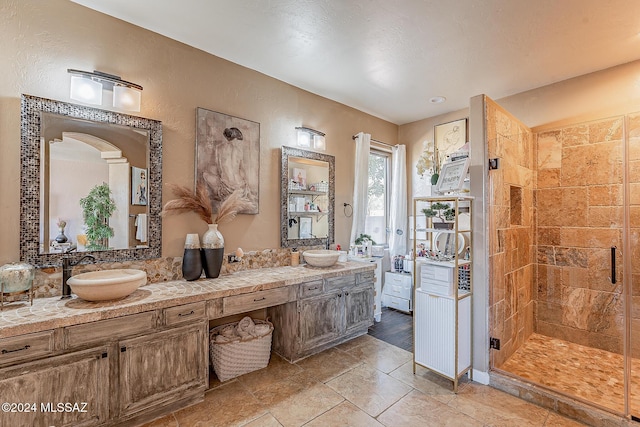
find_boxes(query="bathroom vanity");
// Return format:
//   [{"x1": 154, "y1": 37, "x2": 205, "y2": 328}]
[{"x1": 0, "y1": 262, "x2": 374, "y2": 427}]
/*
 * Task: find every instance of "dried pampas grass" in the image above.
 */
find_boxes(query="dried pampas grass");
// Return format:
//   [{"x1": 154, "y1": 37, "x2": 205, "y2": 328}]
[
  {"x1": 214, "y1": 189, "x2": 253, "y2": 224},
  {"x1": 162, "y1": 184, "x2": 213, "y2": 224},
  {"x1": 162, "y1": 184, "x2": 252, "y2": 225}
]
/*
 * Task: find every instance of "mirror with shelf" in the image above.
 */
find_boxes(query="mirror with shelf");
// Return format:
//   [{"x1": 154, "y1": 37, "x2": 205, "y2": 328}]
[
  {"x1": 20, "y1": 95, "x2": 162, "y2": 267},
  {"x1": 280, "y1": 146, "x2": 334, "y2": 248}
]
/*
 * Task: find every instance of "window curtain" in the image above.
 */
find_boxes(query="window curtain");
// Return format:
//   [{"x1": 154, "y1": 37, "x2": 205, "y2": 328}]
[
  {"x1": 350, "y1": 132, "x2": 371, "y2": 245},
  {"x1": 388, "y1": 144, "x2": 407, "y2": 257}
]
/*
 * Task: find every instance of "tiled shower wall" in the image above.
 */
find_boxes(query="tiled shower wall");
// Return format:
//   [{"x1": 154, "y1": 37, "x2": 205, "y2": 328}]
[
  {"x1": 486, "y1": 97, "x2": 536, "y2": 368},
  {"x1": 535, "y1": 115, "x2": 639, "y2": 355}
]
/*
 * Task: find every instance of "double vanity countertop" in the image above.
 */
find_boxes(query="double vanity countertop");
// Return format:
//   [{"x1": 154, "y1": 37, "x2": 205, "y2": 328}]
[{"x1": 0, "y1": 261, "x2": 375, "y2": 339}]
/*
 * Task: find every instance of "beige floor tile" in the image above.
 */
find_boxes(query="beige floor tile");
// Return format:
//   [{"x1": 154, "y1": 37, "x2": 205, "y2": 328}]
[
  {"x1": 326, "y1": 363, "x2": 412, "y2": 417},
  {"x1": 295, "y1": 347, "x2": 363, "y2": 383},
  {"x1": 389, "y1": 361, "x2": 466, "y2": 404},
  {"x1": 449, "y1": 383, "x2": 550, "y2": 426},
  {"x1": 251, "y1": 371, "x2": 344, "y2": 427},
  {"x1": 344, "y1": 338, "x2": 412, "y2": 373},
  {"x1": 236, "y1": 353, "x2": 304, "y2": 393},
  {"x1": 242, "y1": 413, "x2": 283, "y2": 427},
  {"x1": 334, "y1": 333, "x2": 378, "y2": 352},
  {"x1": 303, "y1": 401, "x2": 384, "y2": 427},
  {"x1": 142, "y1": 414, "x2": 178, "y2": 427},
  {"x1": 173, "y1": 381, "x2": 268, "y2": 427},
  {"x1": 377, "y1": 389, "x2": 483, "y2": 427},
  {"x1": 543, "y1": 412, "x2": 590, "y2": 426}
]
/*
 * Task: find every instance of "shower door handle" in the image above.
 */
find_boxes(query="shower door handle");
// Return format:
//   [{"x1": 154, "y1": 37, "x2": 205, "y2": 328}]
[{"x1": 611, "y1": 246, "x2": 616, "y2": 284}]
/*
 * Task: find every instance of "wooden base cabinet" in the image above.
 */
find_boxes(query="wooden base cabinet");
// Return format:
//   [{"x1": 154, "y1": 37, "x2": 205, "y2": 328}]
[
  {"x1": 0, "y1": 346, "x2": 110, "y2": 427},
  {"x1": 270, "y1": 272, "x2": 374, "y2": 362},
  {"x1": 118, "y1": 323, "x2": 208, "y2": 421}
]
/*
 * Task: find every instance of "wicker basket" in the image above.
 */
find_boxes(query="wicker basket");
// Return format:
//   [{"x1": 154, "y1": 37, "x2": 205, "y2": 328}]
[{"x1": 209, "y1": 319, "x2": 273, "y2": 382}]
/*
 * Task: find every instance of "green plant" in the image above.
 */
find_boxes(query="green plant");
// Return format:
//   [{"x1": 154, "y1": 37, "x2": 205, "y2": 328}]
[
  {"x1": 422, "y1": 202, "x2": 455, "y2": 223},
  {"x1": 79, "y1": 183, "x2": 116, "y2": 251},
  {"x1": 354, "y1": 233, "x2": 376, "y2": 245}
]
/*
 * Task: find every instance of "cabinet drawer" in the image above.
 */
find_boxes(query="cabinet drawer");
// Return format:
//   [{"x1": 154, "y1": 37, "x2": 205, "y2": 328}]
[
  {"x1": 0, "y1": 330, "x2": 55, "y2": 366},
  {"x1": 382, "y1": 294, "x2": 411, "y2": 312},
  {"x1": 383, "y1": 281, "x2": 412, "y2": 300},
  {"x1": 299, "y1": 279, "x2": 323, "y2": 299},
  {"x1": 421, "y1": 264, "x2": 453, "y2": 282},
  {"x1": 324, "y1": 275, "x2": 356, "y2": 292},
  {"x1": 65, "y1": 311, "x2": 156, "y2": 348},
  {"x1": 163, "y1": 301, "x2": 206, "y2": 326},
  {"x1": 223, "y1": 287, "x2": 292, "y2": 315},
  {"x1": 385, "y1": 271, "x2": 412, "y2": 286},
  {"x1": 421, "y1": 278, "x2": 454, "y2": 296},
  {"x1": 356, "y1": 271, "x2": 374, "y2": 284}
]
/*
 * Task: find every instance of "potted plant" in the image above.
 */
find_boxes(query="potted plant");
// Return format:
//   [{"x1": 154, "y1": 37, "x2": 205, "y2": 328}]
[
  {"x1": 79, "y1": 183, "x2": 116, "y2": 250},
  {"x1": 422, "y1": 202, "x2": 455, "y2": 229}
]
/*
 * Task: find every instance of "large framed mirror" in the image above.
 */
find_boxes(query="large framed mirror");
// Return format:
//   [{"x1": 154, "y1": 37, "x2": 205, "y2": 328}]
[
  {"x1": 20, "y1": 95, "x2": 162, "y2": 266},
  {"x1": 280, "y1": 146, "x2": 335, "y2": 248}
]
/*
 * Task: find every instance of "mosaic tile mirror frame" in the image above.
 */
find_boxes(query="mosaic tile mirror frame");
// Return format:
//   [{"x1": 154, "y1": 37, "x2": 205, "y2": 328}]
[{"x1": 20, "y1": 94, "x2": 163, "y2": 267}]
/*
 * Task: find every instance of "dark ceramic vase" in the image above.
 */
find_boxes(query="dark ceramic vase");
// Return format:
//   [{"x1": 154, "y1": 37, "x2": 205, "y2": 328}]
[
  {"x1": 201, "y1": 248, "x2": 224, "y2": 278},
  {"x1": 182, "y1": 248, "x2": 203, "y2": 281},
  {"x1": 55, "y1": 229, "x2": 68, "y2": 243}
]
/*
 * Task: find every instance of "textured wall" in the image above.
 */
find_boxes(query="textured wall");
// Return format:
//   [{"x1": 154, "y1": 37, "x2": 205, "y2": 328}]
[
  {"x1": 0, "y1": 0, "x2": 397, "y2": 266},
  {"x1": 486, "y1": 98, "x2": 536, "y2": 368}
]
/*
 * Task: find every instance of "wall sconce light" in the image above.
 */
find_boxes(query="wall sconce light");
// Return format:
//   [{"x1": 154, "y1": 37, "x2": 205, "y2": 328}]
[
  {"x1": 68, "y1": 69, "x2": 143, "y2": 112},
  {"x1": 296, "y1": 127, "x2": 326, "y2": 151}
]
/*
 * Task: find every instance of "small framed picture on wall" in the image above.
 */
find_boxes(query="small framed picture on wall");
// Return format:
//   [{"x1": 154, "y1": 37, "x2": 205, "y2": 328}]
[{"x1": 132, "y1": 166, "x2": 148, "y2": 206}]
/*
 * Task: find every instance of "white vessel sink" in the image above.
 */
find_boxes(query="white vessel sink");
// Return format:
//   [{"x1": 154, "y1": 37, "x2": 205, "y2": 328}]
[
  {"x1": 303, "y1": 250, "x2": 340, "y2": 267},
  {"x1": 67, "y1": 269, "x2": 147, "y2": 301}
]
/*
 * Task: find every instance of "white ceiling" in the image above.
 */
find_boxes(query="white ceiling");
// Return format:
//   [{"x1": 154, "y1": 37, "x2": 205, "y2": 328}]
[{"x1": 71, "y1": 0, "x2": 640, "y2": 125}]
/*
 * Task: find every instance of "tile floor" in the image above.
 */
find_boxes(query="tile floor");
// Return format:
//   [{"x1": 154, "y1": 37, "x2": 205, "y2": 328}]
[
  {"x1": 143, "y1": 334, "x2": 587, "y2": 427},
  {"x1": 499, "y1": 333, "x2": 640, "y2": 416}
]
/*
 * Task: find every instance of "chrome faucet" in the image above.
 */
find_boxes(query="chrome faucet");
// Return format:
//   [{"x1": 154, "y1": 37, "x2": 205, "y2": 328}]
[
  {"x1": 325, "y1": 238, "x2": 331, "y2": 250},
  {"x1": 61, "y1": 248, "x2": 96, "y2": 299}
]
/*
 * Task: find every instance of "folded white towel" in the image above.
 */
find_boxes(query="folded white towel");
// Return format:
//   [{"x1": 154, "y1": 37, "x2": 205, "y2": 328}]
[
  {"x1": 220, "y1": 325, "x2": 236, "y2": 338},
  {"x1": 253, "y1": 324, "x2": 271, "y2": 337}
]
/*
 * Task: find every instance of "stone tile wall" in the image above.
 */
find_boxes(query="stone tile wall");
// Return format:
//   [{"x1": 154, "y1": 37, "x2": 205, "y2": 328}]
[
  {"x1": 535, "y1": 117, "x2": 626, "y2": 354},
  {"x1": 486, "y1": 97, "x2": 536, "y2": 368}
]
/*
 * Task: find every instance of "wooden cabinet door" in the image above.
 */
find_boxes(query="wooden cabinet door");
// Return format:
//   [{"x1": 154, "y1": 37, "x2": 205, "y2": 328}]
[
  {"x1": 298, "y1": 292, "x2": 341, "y2": 352},
  {"x1": 344, "y1": 285, "x2": 374, "y2": 334},
  {"x1": 0, "y1": 346, "x2": 109, "y2": 427},
  {"x1": 118, "y1": 322, "x2": 207, "y2": 418}
]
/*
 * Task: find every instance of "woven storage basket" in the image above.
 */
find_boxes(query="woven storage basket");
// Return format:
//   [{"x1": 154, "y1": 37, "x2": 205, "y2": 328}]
[{"x1": 209, "y1": 319, "x2": 273, "y2": 382}]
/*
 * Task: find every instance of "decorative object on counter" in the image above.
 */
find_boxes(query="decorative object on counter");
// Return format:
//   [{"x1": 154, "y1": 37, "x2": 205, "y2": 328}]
[
  {"x1": 79, "y1": 183, "x2": 116, "y2": 251},
  {"x1": 195, "y1": 108, "x2": 260, "y2": 215},
  {"x1": 209, "y1": 317, "x2": 274, "y2": 382},
  {"x1": 0, "y1": 262, "x2": 35, "y2": 307},
  {"x1": 290, "y1": 248, "x2": 300, "y2": 266},
  {"x1": 182, "y1": 234, "x2": 203, "y2": 281},
  {"x1": 162, "y1": 184, "x2": 252, "y2": 279},
  {"x1": 55, "y1": 219, "x2": 69, "y2": 244},
  {"x1": 422, "y1": 202, "x2": 455, "y2": 229},
  {"x1": 228, "y1": 247, "x2": 244, "y2": 264}
]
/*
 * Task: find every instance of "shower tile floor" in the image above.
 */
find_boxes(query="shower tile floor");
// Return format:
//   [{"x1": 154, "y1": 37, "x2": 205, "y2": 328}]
[{"x1": 499, "y1": 333, "x2": 640, "y2": 415}]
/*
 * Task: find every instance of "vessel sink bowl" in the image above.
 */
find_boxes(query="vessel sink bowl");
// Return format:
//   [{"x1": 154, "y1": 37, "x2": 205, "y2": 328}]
[
  {"x1": 67, "y1": 269, "x2": 147, "y2": 301},
  {"x1": 303, "y1": 250, "x2": 341, "y2": 267}
]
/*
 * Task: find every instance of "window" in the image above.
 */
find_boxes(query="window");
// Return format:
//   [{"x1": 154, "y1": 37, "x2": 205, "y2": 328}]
[{"x1": 365, "y1": 150, "x2": 390, "y2": 245}]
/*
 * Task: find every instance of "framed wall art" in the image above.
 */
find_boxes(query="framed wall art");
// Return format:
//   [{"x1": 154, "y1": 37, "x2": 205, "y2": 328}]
[
  {"x1": 195, "y1": 108, "x2": 260, "y2": 214},
  {"x1": 434, "y1": 118, "x2": 468, "y2": 167},
  {"x1": 131, "y1": 166, "x2": 148, "y2": 206}
]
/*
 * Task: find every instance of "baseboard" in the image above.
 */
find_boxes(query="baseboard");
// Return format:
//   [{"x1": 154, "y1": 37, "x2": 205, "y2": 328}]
[{"x1": 471, "y1": 369, "x2": 490, "y2": 385}]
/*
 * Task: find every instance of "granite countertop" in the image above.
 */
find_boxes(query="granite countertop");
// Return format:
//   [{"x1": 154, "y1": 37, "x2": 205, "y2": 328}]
[{"x1": 0, "y1": 262, "x2": 375, "y2": 339}]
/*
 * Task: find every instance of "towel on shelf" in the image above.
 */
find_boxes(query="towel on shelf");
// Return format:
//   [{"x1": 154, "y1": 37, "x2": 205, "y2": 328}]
[{"x1": 135, "y1": 213, "x2": 147, "y2": 243}]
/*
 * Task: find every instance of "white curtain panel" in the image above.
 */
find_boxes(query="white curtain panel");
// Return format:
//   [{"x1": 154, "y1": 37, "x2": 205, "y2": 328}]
[
  {"x1": 350, "y1": 132, "x2": 371, "y2": 245},
  {"x1": 388, "y1": 144, "x2": 407, "y2": 257}
]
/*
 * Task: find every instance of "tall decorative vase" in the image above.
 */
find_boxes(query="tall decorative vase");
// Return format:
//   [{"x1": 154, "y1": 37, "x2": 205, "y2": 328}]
[
  {"x1": 202, "y1": 223, "x2": 224, "y2": 278},
  {"x1": 182, "y1": 234, "x2": 203, "y2": 281}
]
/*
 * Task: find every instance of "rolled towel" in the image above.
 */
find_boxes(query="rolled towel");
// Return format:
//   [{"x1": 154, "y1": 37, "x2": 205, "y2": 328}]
[
  {"x1": 220, "y1": 325, "x2": 237, "y2": 337},
  {"x1": 253, "y1": 324, "x2": 271, "y2": 337},
  {"x1": 236, "y1": 316, "x2": 256, "y2": 338}
]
